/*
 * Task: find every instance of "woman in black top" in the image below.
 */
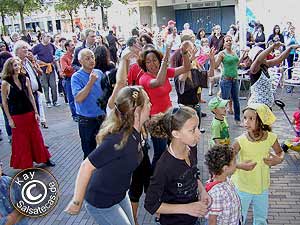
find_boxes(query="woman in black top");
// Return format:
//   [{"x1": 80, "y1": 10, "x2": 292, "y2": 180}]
[
  {"x1": 65, "y1": 86, "x2": 151, "y2": 225},
  {"x1": 267, "y1": 25, "x2": 285, "y2": 44},
  {"x1": 1, "y1": 57, "x2": 53, "y2": 169},
  {"x1": 171, "y1": 40, "x2": 216, "y2": 127},
  {"x1": 254, "y1": 24, "x2": 266, "y2": 49}
]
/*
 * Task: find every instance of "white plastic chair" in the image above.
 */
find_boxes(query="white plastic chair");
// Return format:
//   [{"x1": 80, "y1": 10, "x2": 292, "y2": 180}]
[{"x1": 280, "y1": 66, "x2": 300, "y2": 97}]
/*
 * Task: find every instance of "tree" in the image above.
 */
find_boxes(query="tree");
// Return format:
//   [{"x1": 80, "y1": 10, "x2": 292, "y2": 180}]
[
  {"x1": 83, "y1": 0, "x2": 127, "y2": 29},
  {"x1": 0, "y1": 0, "x2": 18, "y2": 35},
  {"x1": 12, "y1": 0, "x2": 44, "y2": 32},
  {"x1": 55, "y1": 0, "x2": 81, "y2": 33}
]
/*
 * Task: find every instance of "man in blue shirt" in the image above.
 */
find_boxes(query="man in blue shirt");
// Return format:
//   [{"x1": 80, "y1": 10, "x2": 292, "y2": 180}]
[{"x1": 71, "y1": 49, "x2": 106, "y2": 159}]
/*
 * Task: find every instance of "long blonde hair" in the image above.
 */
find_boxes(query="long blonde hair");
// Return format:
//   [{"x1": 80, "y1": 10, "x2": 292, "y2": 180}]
[{"x1": 96, "y1": 86, "x2": 148, "y2": 150}]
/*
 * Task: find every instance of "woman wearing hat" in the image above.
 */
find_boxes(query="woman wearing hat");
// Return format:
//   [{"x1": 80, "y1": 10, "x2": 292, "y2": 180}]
[{"x1": 248, "y1": 42, "x2": 300, "y2": 108}]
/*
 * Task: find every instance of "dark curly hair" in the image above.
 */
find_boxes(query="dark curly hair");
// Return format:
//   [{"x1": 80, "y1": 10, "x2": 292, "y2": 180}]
[
  {"x1": 205, "y1": 145, "x2": 234, "y2": 176},
  {"x1": 139, "y1": 33, "x2": 153, "y2": 46},
  {"x1": 148, "y1": 105, "x2": 197, "y2": 139},
  {"x1": 137, "y1": 49, "x2": 163, "y2": 72}
]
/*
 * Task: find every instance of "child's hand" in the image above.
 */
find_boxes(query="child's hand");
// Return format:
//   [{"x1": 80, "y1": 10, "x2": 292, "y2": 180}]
[
  {"x1": 263, "y1": 152, "x2": 283, "y2": 166},
  {"x1": 185, "y1": 201, "x2": 208, "y2": 217},
  {"x1": 199, "y1": 190, "x2": 212, "y2": 207},
  {"x1": 238, "y1": 160, "x2": 257, "y2": 171}
]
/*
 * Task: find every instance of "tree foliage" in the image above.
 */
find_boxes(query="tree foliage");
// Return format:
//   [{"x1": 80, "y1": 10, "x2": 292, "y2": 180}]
[
  {"x1": 55, "y1": 0, "x2": 81, "y2": 32},
  {"x1": 0, "y1": 0, "x2": 17, "y2": 34},
  {"x1": 12, "y1": 0, "x2": 44, "y2": 31}
]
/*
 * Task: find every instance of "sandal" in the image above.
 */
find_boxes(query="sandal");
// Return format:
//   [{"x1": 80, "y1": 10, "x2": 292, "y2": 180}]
[{"x1": 41, "y1": 122, "x2": 49, "y2": 129}]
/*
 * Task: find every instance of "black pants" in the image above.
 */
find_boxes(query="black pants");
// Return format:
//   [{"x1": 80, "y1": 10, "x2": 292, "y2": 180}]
[
  {"x1": 129, "y1": 141, "x2": 152, "y2": 202},
  {"x1": 287, "y1": 53, "x2": 296, "y2": 79},
  {"x1": 78, "y1": 115, "x2": 105, "y2": 159}
]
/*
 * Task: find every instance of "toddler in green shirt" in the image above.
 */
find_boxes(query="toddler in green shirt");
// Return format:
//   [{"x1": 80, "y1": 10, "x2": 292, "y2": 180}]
[{"x1": 208, "y1": 97, "x2": 230, "y2": 146}]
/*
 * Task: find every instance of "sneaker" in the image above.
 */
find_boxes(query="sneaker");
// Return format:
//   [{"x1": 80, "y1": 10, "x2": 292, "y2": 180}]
[
  {"x1": 59, "y1": 93, "x2": 64, "y2": 97},
  {"x1": 73, "y1": 116, "x2": 79, "y2": 122},
  {"x1": 8, "y1": 135, "x2": 12, "y2": 144},
  {"x1": 53, "y1": 102, "x2": 60, "y2": 107},
  {"x1": 46, "y1": 103, "x2": 52, "y2": 108},
  {"x1": 286, "y1": 87, "x2": 293, "y2": 93},
  {"x1": 45, "y1": 159, "x2": 55, "y2": 167},
  {"x1": 235, "y1": 120, "x2": 244, "y2": 127}
]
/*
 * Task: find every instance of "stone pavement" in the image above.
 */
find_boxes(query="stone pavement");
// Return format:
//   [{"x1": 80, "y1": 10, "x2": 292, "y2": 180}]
[{"x1": 0, "y1": 85, "x2": 300, "y2": 225}]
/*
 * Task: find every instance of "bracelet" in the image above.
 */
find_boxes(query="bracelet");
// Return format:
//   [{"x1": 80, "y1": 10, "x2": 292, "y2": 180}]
[{"x1": 73, "y1": 200, "x2": 81, "y2": 206}]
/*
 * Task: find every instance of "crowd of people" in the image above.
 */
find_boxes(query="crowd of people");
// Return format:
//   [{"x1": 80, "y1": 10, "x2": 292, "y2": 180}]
[{"x1": 0, "y1": 18, "x2": 299, "y2": 225}]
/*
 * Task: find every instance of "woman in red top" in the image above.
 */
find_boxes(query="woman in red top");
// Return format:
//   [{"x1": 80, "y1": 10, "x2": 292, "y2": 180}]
[{"x1": 138, "y1": 41, "x2": 192, "y2": 170}]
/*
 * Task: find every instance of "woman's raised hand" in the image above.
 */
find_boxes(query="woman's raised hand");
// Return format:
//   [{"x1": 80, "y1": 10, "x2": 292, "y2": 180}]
[
  {"x1": 208, "y1": 47, "x2": 217, "y2": 60},
  {"x1": 273, "y1": 41, "x2": 285, "y2": 49},
  {"x1": 189, "y1": 47, "x2": 198, "y2": 62},
  {"x1": 290, "y1": 44, "x2": 300, "y2": 50},
  {"x1": 163, "y1": 42, "x2": 173, "y2": 61}
]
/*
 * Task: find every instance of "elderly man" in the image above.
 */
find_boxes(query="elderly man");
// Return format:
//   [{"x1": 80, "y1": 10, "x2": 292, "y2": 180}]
[
  {"x1": 32, "y1": 33, "x2": 59, "y2": 108},
  {"x1": 71, "y1": 49, "x2": 105, "y2": 159},
  {"x1": 61, "y1": 40, "x2": 77, "y2": 121},
  {"x1": 72, "y1": 29, "x2": 97, "y2": 71},
  {"x1": 14, "y1": 40, "x2": 43, "y2": 113}
]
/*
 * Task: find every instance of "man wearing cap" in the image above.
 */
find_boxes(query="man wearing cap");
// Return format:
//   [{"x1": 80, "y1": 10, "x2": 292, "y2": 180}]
[{"x1": 208, "y1": 97, "x2": 230, "y2": 146}]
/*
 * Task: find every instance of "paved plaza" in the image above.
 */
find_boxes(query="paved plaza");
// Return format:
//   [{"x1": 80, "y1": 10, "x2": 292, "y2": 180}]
[{"x1": 1, "y1": 85, "x2": 300, "y2": 225}]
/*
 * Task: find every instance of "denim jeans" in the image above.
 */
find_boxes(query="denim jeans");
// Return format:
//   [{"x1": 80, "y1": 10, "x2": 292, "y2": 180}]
[
  {"x1": 63, "y1": 78, "x2": 76, "y2": 118},
  {"x1": 85, "y1": 193, "x2": 135, "y2": 225},
  {"x1": 0, "y1": 106, "x2": 12, "y2": 137},
  {"x1": 78, "y1": 115, "x2": 104, "y2": 159},
  {"x1": 237, "y1": 189, "x2": 269, "y2": 225},
  {"x1": 220, "y1": 79, "x2": 241, "y2": 121},
  {"x1": 151, "y1": 136, "x2": 167, "y2": 171}
]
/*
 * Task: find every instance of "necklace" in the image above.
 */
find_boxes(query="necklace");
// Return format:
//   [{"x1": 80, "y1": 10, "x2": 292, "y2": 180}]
[
  {"x1": 247, "y1": 131, "x2": 264, "y2": 142},
  {"x1": 168, "y1": 144, "x2": 190, "y2": 160}
]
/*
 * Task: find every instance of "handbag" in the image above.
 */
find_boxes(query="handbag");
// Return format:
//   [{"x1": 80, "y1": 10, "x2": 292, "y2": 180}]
[{"x1": 190, "y1": 68, "x2": 208, "y2": 88}]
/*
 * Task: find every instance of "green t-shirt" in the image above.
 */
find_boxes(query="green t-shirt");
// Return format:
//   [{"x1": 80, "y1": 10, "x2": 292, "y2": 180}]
[
  {"x1": 222, "y1": 52, "x2": 239, "y2": 78},
  {"x1": 210, "y1": 117, "x2": 230, "y2": 146}
]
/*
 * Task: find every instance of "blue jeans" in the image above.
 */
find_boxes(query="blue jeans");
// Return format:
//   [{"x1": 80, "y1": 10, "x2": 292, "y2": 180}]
[
  {"x1": 220, "y1": 79, "x2": 241, "y2": 121},
  {"x1": 151, "y1": 136, "x2": 167, "y2": 171},
  {"x1": 237, "y1": 189, "x2": 269, "y2": 225},
  {"x1": 85, "y1": 193, "x2": 135, "y2": 225},
  {"x1": 78, "y1": 115, "x2": 104, "y2": 159},
  {"x1": 63, "y1": 78, "x2": 76, "y2": 118},
  {"x1": 0, "y1": 106, "x2": 12, "y2": 137}
]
